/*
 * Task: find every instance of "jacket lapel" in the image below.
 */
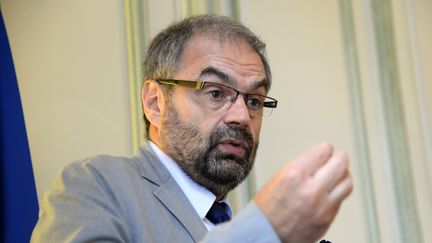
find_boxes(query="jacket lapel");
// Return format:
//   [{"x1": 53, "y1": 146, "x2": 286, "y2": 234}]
[
  {"x1": 154, "y1": 178, "x2": 207, "y2": 241},
  {"x1": 134, "y1": 143, "x2": 208, "y2": 242}
]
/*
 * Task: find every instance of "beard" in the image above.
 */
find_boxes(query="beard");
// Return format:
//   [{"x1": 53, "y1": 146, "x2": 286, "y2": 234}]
[{"x1": 159, "y1": 102, "x2": 258, "y2": 199}]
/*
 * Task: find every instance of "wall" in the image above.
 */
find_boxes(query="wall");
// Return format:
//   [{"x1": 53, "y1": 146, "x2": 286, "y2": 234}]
[{"x1": 1, "y1": 0, "x2": 132, "y2": 200}]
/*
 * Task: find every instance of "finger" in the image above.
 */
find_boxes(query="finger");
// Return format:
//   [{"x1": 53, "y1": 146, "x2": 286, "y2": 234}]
[
  {"x1": 313, "y1": 149, "x2": 349, "y2": 191},
  {"x1": 290, "y1": 142, "x2": 334, "y2": 175},
  {"x1": 329, "y1": 172, "x2": 353, "y2": 203}
]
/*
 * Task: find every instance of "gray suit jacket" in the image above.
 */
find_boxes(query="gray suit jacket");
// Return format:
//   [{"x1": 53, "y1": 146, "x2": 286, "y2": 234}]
[{"x1": 31, "y1": 143, "x2": 279, "y2": 243}]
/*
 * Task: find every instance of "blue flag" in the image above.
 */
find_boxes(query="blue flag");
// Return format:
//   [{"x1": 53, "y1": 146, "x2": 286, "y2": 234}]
[{"x1": 0, "y1": 11, "x2": 39, "y2": 243}]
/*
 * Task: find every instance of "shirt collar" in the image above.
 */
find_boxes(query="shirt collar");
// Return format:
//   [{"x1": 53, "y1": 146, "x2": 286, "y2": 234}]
[{"x1": 148, "y1": 141, "x2": 216, "y2": 221}]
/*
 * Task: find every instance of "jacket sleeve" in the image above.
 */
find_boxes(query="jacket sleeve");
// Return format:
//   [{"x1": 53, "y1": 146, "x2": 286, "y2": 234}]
[{"x1": 31, "y1": 161, "x2": 131, "y2": 243}]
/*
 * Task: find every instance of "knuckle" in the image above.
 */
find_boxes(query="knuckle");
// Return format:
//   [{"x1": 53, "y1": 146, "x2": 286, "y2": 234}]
[
  {"x1": 301, "y1": 188, "x2": 319, "y2": 207},
  {"x1": 334, "y1": 150, "x2": 349, "y2": 170},
  {"x1": 335, "y1": 150, "x2": 349, "y2": 162},
  {"x1": 284, "y1": 167, "x2": 304, "y2": 183},
  {"x1": 320, "y1": 142, "x2": 333, "y2": 154},
  {"x1": 337, "y1": 158, "x2": 348, "y2": 171},
  {"x1": 317, "y1": 142, "x2": 333, "y2": 161},
  {"x1": 338, "y1": 150, "x2": 349, "y2": 163}
]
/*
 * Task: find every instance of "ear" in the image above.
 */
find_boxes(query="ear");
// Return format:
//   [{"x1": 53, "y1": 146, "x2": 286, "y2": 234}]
[{"x1": 142, "y1": 80, "x2": 164, "y2": 129}]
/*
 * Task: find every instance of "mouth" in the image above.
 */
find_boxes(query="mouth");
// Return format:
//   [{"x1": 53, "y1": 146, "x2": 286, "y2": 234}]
[{"x1": 217, "y1": 139, "x2": 248, "y2": 158}]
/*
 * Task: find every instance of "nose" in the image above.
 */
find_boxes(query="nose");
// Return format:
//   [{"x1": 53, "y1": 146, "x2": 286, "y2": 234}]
[{"x1": 223, "y1": 94, "x2": 251, "y2": 129}]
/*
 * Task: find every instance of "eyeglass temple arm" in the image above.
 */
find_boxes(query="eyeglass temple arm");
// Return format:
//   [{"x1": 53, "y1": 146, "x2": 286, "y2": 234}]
[
  {"x1": 157, "y1": 79, "x2": 204, "y2": 89},
  {"x1": 264, "y1": 100, "x2": 278, "y2": 108}
]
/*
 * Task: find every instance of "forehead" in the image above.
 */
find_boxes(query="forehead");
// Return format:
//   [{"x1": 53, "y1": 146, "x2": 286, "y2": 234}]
[{"x1": 175, "y1": 35, "x2": 266, "y2": 89}]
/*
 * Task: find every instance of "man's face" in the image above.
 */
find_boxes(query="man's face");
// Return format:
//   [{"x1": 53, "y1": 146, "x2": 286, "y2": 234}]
[{"x1": 158, "y1": 36, "x2": 267, "y2": 199}]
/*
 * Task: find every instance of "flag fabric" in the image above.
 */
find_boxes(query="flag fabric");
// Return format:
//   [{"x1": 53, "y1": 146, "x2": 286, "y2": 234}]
[{"x1": 0, "y1": 10, "x2": 39, "y2": 243}]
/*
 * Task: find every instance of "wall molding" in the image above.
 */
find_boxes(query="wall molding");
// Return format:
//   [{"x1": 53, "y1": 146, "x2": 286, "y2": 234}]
[
  {"x1": 338, "y1": 1, "x2": 381, "y2": 242},
  {"x1": 371, "y1": 0, "x2": 423, "y2": 242},
  {"x1": 406, "y1": 0, "x2": 432, "y2": 189},
  {"x1": 125, "y1": 0, "x2": 147, "y2": 152}
]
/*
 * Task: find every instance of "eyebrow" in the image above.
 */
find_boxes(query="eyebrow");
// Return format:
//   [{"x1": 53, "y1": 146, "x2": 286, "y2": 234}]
[
  {"x1": 199, "y1": 66, "x2": 269, "y2": 92},
  {"x1": 199, "y1": 67, "x2": 234, "y2": 85}
]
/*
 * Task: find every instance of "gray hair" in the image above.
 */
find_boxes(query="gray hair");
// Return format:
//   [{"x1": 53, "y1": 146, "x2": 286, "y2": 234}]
[{"x1": 143, "y1": 15, "x2": 271, "y2": 136}]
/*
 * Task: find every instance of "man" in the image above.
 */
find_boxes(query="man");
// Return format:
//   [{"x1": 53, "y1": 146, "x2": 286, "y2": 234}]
[{"x1": 31, "y1": 15, "x2": 352, "y2": 243}]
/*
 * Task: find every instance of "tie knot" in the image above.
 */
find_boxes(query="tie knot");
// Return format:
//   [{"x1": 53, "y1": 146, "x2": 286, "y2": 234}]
[{"x1": 206, "y1": 201, "x2": 231, "y2": 225}]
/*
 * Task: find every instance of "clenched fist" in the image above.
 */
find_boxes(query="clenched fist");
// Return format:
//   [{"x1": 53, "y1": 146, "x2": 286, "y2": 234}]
[{"x1": 254, "y1": 143, "x2": 353, "y2": 243}]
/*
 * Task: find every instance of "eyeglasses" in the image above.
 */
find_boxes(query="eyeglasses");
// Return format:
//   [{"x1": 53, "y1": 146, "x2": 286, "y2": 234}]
[{"x1": 156, "y1": 79, "x2": 278, "y2": 117}]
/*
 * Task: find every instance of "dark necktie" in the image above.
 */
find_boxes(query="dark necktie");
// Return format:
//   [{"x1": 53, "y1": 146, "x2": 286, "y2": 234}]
[{"x1": 205, "y1": 201, "x2": 231, "y2": 224}]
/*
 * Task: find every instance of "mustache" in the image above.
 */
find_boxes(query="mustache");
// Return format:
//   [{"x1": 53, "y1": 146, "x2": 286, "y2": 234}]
[{"x1": 208, "y1": 126, "x2": 253, "y2": 152}]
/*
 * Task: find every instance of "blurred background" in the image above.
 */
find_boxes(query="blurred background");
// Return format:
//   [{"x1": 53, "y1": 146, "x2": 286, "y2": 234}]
[{"x1": 1, "y1": 0, "x2": 431, "y2": 242}]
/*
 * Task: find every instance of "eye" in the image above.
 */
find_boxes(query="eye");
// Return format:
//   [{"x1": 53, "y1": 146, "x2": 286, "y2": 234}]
[
  {"x1": 203, "y1": 85, "x2": 225, "y2": 101},
  {"x1": 247, "y1": 96, "x2": 264, "y2": 110},
  {"x1": 209, "y1": 90, "x2": 223, "y2": 99}
]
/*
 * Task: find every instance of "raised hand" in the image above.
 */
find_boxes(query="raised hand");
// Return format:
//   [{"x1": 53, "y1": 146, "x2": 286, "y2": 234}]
[{"x1": 254, "y1": 143, "x2": 353, "y2": 243}]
